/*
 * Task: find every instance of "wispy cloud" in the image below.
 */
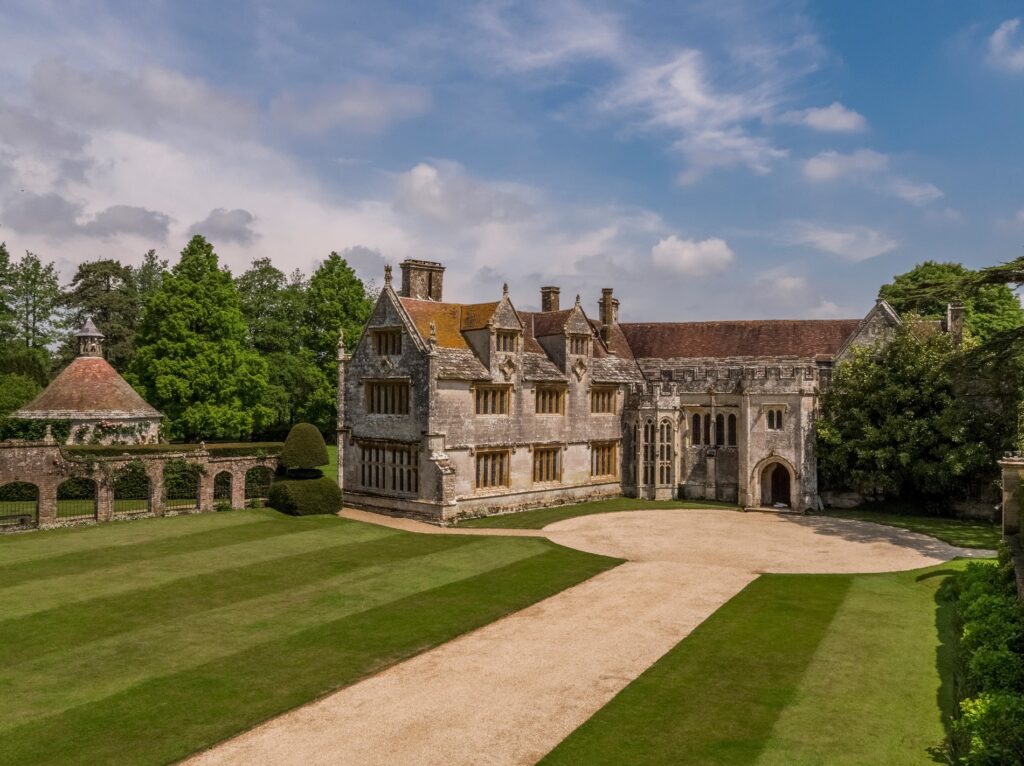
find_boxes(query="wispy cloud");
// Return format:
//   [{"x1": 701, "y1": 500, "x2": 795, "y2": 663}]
[
  {"x1": 784, "y1": 221, "x2": 898, "y2": 262},
  {"x1": 269, "y1": 81, "x2": 430, "y2": 136},
  {"x1": 778, "y1": 101, "x2": 866, "y2": 132},
  {"x1": 988, "y1": 18, "x2": 1024, "y2": 73},
  {"x1": 802, "y1": 149, "x2": 942, "y2": 206}
]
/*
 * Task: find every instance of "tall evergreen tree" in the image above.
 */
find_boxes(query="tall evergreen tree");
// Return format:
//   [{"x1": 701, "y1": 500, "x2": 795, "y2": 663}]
[
  {"x1": 128, "y1": 236, "x2": 272, "y2": 441},
  {"x1": 305, "y1": 251, "x2": 373, "y2": 373},
  {"x1": 9, "y1": 252, "x2": 63, "y2": 348},
  {"x1": 236, "y1": 258, "x2": 326, "y2": 434},
  {"x1": 0, "y1": 242, "x2": 14, "y2": 339},
  {"x1": 61, "y1": 259, "x2": 140, "y2": 370},
  {"x1": 135, "y1": 249, "x2": 168, "y2": 307}
]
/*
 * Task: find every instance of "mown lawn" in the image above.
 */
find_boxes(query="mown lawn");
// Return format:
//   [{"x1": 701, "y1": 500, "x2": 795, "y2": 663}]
[
  {"x1": 456, "y1": 496, "x2": 742, "y2": 529},
  {"x1": 0, "y1": 508, "x2": 618, "y2": 766},
  {"x1": 542, "y1": 559, "x2": 971, "y2": 766},
  {"x1": 816, "y1": 508, "x2": 999, "y2": 549}
]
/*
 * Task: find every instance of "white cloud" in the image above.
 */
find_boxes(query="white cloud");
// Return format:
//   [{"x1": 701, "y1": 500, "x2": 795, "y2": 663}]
[
  {"x1": 1, "y1": 191, "x2": 170, "y2": 240},
  {"x1": 808, "y1": 300, "x2": 844, "y2": 318},
  {"x1": 469, "y1": 0, "x2": 623, "y2": 71},
  {"x1": 779, "y1": 102, "x2": 866, "y2": 132},
  {"x1": 988, "y1": 18, "x2": 1024, "y2": 73},
  {"x1": 269, "y1": 81, "x2": 430, "y2": 135},
  {"x1": 802, "y1": 149, "x2": 942, "y2": 206},
  {"x1": 393, "y1": 161, "x2": 535, "y2": 227},
  {"x1": 651, "y1": 235, "x2": 735, "y2": 275},
  {"x1": 602, "y1": 50, "x2": 788, "y2": 182},
  {"x1": 784, "y1": 221, "x2": 898, "y2": 262}
]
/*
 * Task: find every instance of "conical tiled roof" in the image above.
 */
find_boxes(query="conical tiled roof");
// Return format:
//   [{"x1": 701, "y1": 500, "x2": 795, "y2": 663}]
[{"x1": 14, "y1": 357, "x2": 161, "y2": 419}]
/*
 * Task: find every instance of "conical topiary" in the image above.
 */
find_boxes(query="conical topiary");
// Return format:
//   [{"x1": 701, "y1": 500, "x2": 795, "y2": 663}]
[{"x1": 280, "y1": 422, "x2": 328, "y2": 475}]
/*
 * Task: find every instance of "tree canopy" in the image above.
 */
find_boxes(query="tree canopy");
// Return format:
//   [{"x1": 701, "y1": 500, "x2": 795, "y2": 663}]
[
  {"x1": 8, "y1": 251, "x2": 63, "y2": 349},
  {"x1": 879, "y1": 261, "x2": 1024, "y2": 344},
  {"x1": 61, "y1": 259, "x2": 141, "y2": 370},
  {"x1": 816, "y1": 326, "x2": 1010, "y2": 506},
  {"x1": 128, "y1": 236, "x2": 272, "y2": 441}
]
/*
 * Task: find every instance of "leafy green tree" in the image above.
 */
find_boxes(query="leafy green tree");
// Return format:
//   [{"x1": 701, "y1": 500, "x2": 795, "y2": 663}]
[
  {"x1": 60, "y1": 259, "x2": 140, "y2": 370},
  {"x1": 305, "y1": 252, "x2": 373, "y2": 374},
  {"x1": 817, "y1": 327, "x2": 1005, "y2": 506},
  {"x1": 0, "y1": 343, "x2": 50, "y2": 385},
  {"x1": 879, "y1": 261, "x2": 1024, "y2": 344},
  {"x1": 0, "y1": 373, "x2": 40, "y2": 417},
  {"x1": 128, "y1": 236, "x2": 272, "y2": 441},
  {"x1": 236, "y1": 259, "x2": 327, "y2": 433},
  {"x1": 9, "y1": 252, "x2": 63, "y2": 348},
  {"x1": 0, "y1": 242, "x2": 14, "y2": 338}
]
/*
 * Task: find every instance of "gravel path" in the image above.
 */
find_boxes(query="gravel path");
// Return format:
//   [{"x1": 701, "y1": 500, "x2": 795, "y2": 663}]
[{"x1": 185, "y1": 509, "x2": 986, "y2": 766}]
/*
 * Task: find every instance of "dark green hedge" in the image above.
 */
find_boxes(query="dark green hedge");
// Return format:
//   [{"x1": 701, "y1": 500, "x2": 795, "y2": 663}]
[
  {"x1": 0, "y1": 481, "x2": 38, "y2": 501},
  {"x1": 268, "y1": 477, "x2": 341, "y2": 516},
  {"x1": 280, "y1": 423, "x2": 328, "y2": 472},
  {"x1": 0, "y1": 418, "x2": 72, "y2": 442},
  {"x1": 950, "y1": 547, "x2": 1024, "y2": 764}
]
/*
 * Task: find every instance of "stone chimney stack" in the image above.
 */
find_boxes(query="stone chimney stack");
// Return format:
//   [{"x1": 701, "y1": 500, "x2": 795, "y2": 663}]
[
  {"x1": 399, "y1": 259, "x2": 445, "y2": 301},
  {"x1": 541, "y1": 286, "x2": 560, "y2": 312},
  {"x1": 946, "y1": 302, "x2": 965, "y2": 348},
  {"x1": 599, "y1": 288, "x2": 617, "y2": 341}
]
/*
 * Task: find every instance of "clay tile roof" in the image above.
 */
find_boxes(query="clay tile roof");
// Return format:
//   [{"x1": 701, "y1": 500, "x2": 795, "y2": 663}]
[
  {"x1": 460, "y1": 302, "x2": 500, "y2": 331},
  {"x1": 529, "y1": 309, "x2": 573, "y2": 337},
  {"x1": 619, "y1": 319, "x2": 862, "y2": 359},
  {"x1": 15, "y1": 357, "x2": 161, "y2": 419},
  {"x1": 398, "y1": 297, "x2": 469, "y2": 349}
]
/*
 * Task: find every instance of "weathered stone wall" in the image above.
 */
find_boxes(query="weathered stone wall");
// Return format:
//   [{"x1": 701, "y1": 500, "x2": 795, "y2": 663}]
[{"x1": 0, "y1": 438, "x2": 278, "y2": 531}]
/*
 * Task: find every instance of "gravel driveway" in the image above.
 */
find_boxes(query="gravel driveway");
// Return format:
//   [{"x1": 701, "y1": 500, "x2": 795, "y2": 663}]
[{"x1": 185, "y1": 509, "x2": 987, "y2": 766}]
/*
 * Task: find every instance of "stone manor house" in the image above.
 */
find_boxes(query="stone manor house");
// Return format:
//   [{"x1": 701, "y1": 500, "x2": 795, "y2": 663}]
[{"x1": 338, "y1": 259, "x2": 962, "y2": 523}]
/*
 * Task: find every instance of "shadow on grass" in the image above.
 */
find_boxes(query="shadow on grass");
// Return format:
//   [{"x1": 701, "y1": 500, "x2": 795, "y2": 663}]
[
  {"x1": 781, "y1": 514, "x2": 993, "y2": 559},
  {"x1": 928, "y1": 573, "x2": 962, "y2": 765}
]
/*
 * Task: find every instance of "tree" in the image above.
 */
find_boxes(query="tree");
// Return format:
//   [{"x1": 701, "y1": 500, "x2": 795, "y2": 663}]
[
  {"x1": 236, "y1": 260, "x2": 327, "y2": 434},
  {"x1": 60, "y1": 259, "x2": 140, "y2": 370},
  {"x1": 0, "y1": 373, "x2": 40, "y2": 417},
  {"x1": 879, "y1": 261, "x2": 1024, "y2": 344},
  {"x1": 816, "y1": 327, "x2": 1005, "y2": 507},
  {"x1": 135, "y1": 249, "x2": 167, "y2": 306},
  {"x1": 128, "y1": 236, "x2": 272, "y2": 441},
  {"x1": 305, "y1": 252, "x2": 373, "y2": 374},
  {"x1": 0, "y1": 242, "x2": 14, "y2": 339},
  {"x1": 9, "y1": 252, "x2": 63, "y2": 348}
]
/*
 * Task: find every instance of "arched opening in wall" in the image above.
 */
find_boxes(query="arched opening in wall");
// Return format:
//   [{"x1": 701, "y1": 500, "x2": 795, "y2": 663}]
[
  {"x1": 715, "y1": 414, "x2": 725, "y2": 446},
  {"x1": 760, "y1": 462, "x2": 792, "y2": 508},
  {"x1": 0, "y1": 482, "x2": 39, "y2": 528},
  {"x1": 214, "y1": 471, "x2": 233, "y2": 509},
  {"x1": 57, "y1": 478, "x2": 98, "y2": 522},
  {"x1": 727, "y1": 414, "x2": 737, "y2": 446},
  {"x1": 245, "y1": 467, "x2": 274, "y2": 508},
  {"x1": 164, "y1": 460, "x2": 201, "y2": 512},
  {"x1": 113, "y1": 462, "x2": 150, "y2": 516},
  {"x1": 642, "y1": 420, "x2": 656, "y2": 485},
  {"x1": 691, "y1": 413, "x2": 701, "y2": 446}
]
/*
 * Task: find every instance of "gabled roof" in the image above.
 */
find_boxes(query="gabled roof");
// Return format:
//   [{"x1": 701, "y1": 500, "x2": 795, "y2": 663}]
[
  {"x1": 398, "y1": 297, "x2": 507, "y2": 350},
  {"x1": 15, "y1": 357, "x2": 161, "y2": 419},
  {"x1": 619, "y1": 319, "x2": 862, "y2": 360}
]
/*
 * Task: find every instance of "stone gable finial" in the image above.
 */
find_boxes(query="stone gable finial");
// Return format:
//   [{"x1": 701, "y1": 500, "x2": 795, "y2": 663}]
[
  {"x1": 502, "y1": 282, "x2": 509, "y2": 296},
  {"x1": 384, "y1": 264, "x2": 393, "y2": 287},
  {"x1": 575, "y1": 294, "x2": 581, "y2": 307},
  {"x1": 336, "y1": 329, "x2": 345, "y2": 359},
  {"x1": 428, "y1": 321, "x2": 438, "y2": 349}
]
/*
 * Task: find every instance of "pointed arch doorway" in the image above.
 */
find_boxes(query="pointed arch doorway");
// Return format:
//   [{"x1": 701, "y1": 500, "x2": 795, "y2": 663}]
[{"x1": 760, "y1": 462, "x2": 792, "y2": 508}]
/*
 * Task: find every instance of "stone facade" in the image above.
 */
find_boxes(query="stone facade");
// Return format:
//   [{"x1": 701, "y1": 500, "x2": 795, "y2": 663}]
[{"x1": 340, "y1": 260, "x2": 922, "y2": 523}]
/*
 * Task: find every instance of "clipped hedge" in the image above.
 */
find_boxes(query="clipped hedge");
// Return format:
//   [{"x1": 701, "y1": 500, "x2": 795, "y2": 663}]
[
  {"x1": 280, "y1": 423, "x2": 328, "y2": 473},
  {"x1": 268, "y1": 477, "x2": 341, "y2": 516},
  {"x1": 950, "y1": 546, "x2": 1024, "y2": 764},
  {"x1": 64, "y1": 442, "x2": 283, "y2": 458}
]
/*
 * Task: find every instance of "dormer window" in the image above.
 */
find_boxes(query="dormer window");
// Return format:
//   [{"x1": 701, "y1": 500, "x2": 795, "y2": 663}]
[
  {"x1": 373, "y1": 329, "x2": 402, "y2": 356},
  {"x1": 496, "y1": 331, "x2": 518, "y2": 352},
  {"x1": 569, "y1": 335, "x2": 589, "y2": 355}
]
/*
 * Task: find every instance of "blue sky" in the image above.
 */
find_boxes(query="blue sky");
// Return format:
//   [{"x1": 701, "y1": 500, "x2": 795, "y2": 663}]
[{"x1": 0, "y1": 1, "x2": 1021, "y2": 321}]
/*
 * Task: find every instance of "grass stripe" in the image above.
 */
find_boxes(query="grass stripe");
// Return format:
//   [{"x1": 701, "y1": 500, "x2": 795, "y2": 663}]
[
  {"x1": 1, "y1": 537, "x2": 549, "y2": 731},
  {"x1": 0, "y1": 509, "x2": 268, "y2": 565},
  {"x1": 0, "y1": 529, "x2": 472, "y2": 664},
  {"x1": 0, "y1": 519, "x2": 394, "y2": 619},
  {"x1": 752, "y1": 563, "x2": 966, "y2": 765},
  {"x1": 0, "y1": 516, "x2": 315, "y2": 588},
  {"x1": 541, "y1": 574, "x2": 852, "y2": 766},
  {"x1": 0, "y1": 544, "x2": 618, "y2": 766}
]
